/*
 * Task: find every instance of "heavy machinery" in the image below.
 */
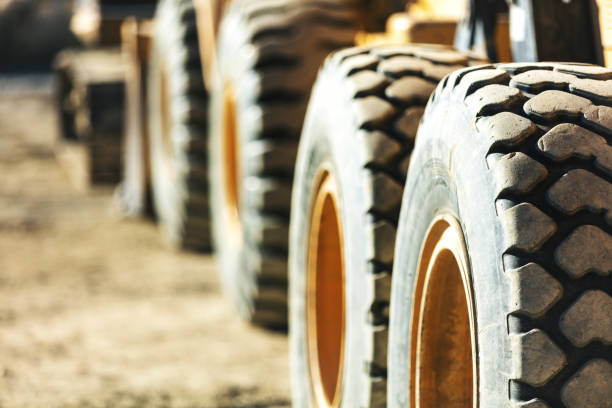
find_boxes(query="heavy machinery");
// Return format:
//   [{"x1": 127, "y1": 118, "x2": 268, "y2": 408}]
[
  {"x1": 53, "y1": 0, "x2": 156, "y2": 188},
  {"x1": 142, "y1": 0, "x2": 611, "y2": 406}
]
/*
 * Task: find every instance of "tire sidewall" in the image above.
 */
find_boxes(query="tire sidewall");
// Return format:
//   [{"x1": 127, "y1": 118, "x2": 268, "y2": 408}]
[
  {"x1": 388, "y1": 89, "x2": 511, "y2": 407},
  {"x1": 289, "y1": 64, "x2": 379, "y2": 407},
  {"x1": 208, "y1": 0, "x2": 255, "y2": 317},
  {"x1": 148, "y1": 0, "x2": 189, "y2": 243}
]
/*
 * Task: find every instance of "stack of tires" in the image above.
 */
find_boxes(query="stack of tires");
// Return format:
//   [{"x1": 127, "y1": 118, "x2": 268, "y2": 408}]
[{"x1": 148, "y1": 0, "x2": 612, "y2": 407}]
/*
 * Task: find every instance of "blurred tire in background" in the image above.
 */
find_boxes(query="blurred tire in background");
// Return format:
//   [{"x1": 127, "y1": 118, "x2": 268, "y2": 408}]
[{"x1": 0, "y1": 0, "x2": 79, "y2": 71}]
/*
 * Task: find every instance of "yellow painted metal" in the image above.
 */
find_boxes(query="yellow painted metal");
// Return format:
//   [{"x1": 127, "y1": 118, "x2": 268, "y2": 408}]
[
  {"x1": 221, "y1": 83, "x2": 243, "y2": 246},
  {"x1": 357, "y1": 10, "x2": 511, "y2": 63},
  {"x1": 407, "y1": 0, "x2": 467, "y2": 19},
  {"x1": 355, "y1": 12, "x2": 458, "y2": 47},
  {"x1": 596, "y1": 0, "x2": 612, "y2": 67},
  {"x1": 307, "y1": 168, "x2": 345, "y2": 408},
  {"x1": 70, "y1": 2, "x2": 129, "y2": 46},
  {"x1": 193, "y1": 0, "x2": 228, "y2": 91},
  {"x1": 410, "y1": 215, "x2": 477, "y2": 408}
]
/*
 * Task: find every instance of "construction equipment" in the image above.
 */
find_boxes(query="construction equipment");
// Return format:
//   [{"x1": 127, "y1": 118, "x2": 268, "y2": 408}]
[
  {"x1": 53, "y1": 0, "x2": 156, "y2": 189},
  {"x1": 144, "y1": 0, "x2": 611, "y2": 406}
]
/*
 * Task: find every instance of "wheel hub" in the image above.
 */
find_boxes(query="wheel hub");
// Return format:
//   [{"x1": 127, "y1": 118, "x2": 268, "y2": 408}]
[
  {"x1": 222, "y1": 84, "x2": 242, "y2": 244},
  {"x1": 411, "y1": 215, "x2": 477, "y2": 407},
  {"x1": 306, "y1": 169, "x2": 345, "y2": 407}
]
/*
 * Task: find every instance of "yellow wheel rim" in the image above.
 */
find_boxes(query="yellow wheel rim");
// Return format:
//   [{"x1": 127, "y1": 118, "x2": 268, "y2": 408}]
[
  {"x1": 411, "y1": 215, "x2": 477, "y2": 408},
  {"x1": 222, "y1": 84, "x2": 242, "y2": 244},
  {"x1": 306, "y1": 169, "x2": 345, "y2": 407}
]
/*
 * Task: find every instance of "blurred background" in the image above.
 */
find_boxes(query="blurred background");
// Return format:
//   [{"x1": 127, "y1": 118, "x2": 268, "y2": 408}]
[
  {"x1": 0, "y1": 0, "x2": 78, "y2": 70},
  {"x1": 0, "y1": 1, "x2": 290, "y2": 406}
]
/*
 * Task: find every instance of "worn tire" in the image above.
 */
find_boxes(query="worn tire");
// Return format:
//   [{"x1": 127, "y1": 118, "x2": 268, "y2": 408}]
[
  {"x1": 148, "y1": 0, "x2": 210, "y2": 251},
  {"x1": 289, "y1": 45, "x2": 477, "y2": 407},
  {"x1": 388, "y1": 63, "x2": 612, "y2": 407},
  {"x1": 209, "y1": 0, "x2": 358, "y2": 329}
]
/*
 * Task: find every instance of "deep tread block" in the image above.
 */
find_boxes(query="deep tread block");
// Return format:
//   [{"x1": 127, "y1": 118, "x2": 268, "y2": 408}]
[
  {"x1": 368, "y1": 220, "x2": 397, "y2": 264},
  {"x1": 341, "y1": 53, "x2": 379, "y2": 76},
  {"x1": 511, "y1": 329, "x2": 567, "y2": 387},
  {"x1": 352, "y1": 96, "x2": 397, "y2": 128},
  {"x1": 554, "y1": 64, "x2": 612, "y2": 79},
  {"x1": 466, "y1": 84, "x2": 524, "y2": 115},
  {"x1": 392, "y1": 107, "x2": 424, "y2": 140},
  {"x1": 537, "y1": 123, "x2": 612, "y2": 176},
  {"x1": 379, "y1": 56, "x2": 430, "y2": 77},
  {"x1": 524, "y1": 90, "x2": 591, "y2": 122},
  {"x1": 511, "y1": 69, "x2": 578, "y2": 93},
  {"x1": 348, "y1": 70, "x2": 389, "y2": 97},
  {"x1": 546, "y1": 169, "x2": 612, "y2": 221},
  {"x1": 554, "y1": 225, "x2": 612, "y2": 278},
  {"x1": 360, "y1": 130, "x2": 402, "y2": 167},
  {"x1": 494, "y1": 152, "x2": 548, "y2": 196},
  {"x1": 456, "y1": 68, "x2": 510, "y2": 98},
  {"x1": 509, "y1": 263, "x2": 563, "y2": 319},
  {"x1": 501, "y1": 203, "x2": 557, "y2": 253},
  {"x1": 559, "y1": 290, "x2": 612, "y2": 347},
  {"x1": 364, "y1": 172, "x2": 403, "y2": 214},
  {"x1": 561, "y1": 359, "x2": 612, "y2": 408},
  {"x1": 385, "y1": 76, "x2": 436, "y2": 105},
  {"x1": 478, "y1": 112, "x2": 537, "y2": 149}
]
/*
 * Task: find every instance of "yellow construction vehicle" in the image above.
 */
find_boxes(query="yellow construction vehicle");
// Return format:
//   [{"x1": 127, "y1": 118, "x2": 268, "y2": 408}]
[{"x1": 135, "y1": 0, "x2": 611, "y2": 406}]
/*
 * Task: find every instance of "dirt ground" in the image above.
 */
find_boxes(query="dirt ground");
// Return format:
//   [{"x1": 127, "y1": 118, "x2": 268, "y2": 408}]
[{"x1": 0, "y1": 75, "x2": 290, "y2": 407}]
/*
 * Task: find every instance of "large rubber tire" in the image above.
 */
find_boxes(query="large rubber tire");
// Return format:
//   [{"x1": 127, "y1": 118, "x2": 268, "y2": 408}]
[
  {"x1": 289, "y1": 46, "x2": 477, "y2": 408},
  {"x1": 388, "y1": 63, "x2": 612, "y2": 407},
  {"x1": 148, "y1": 0, "x2": 211, "y2": 251},
  {"x1": 209, "y1": 0, "x2": 357, "y2": 329}
]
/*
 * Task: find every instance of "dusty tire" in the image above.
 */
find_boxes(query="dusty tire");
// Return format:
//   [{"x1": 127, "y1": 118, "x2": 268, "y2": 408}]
[
  {"x1": 148, "y1": 0, "x2": 210, "y2": 251},
  {"x1": 388, "y1": 63, "x2": 612, "y2": 407},
  {"x1": 289, "y1": 46, "x2": 476, "y2": 407},
  {"x1": 209, "y1": 0, "x2": 357, "y2": 329}
]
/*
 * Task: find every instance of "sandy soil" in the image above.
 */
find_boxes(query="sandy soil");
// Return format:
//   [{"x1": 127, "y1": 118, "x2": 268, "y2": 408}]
[{"x1": 0, "y1": 76, "x2": 290, "y2": 407}]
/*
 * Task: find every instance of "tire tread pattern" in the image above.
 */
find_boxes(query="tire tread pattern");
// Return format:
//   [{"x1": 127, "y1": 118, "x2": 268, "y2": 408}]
[
  {"x1": 151, "y1": 0, "x2": 211, "y2": 251},
  {"x1": 322, "y1": 45, "x2": 476, "y2": 406},
  {"x1": 216, "y1": 0, "x2": 358, "y2": 328},
  {"x1": 430, "y1": 62, "x2": 612, "y2": 408}
]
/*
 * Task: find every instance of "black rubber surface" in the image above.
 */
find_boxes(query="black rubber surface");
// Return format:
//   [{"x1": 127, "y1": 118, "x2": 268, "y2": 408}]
[
  {"x1": 388, "y1": 62, "x2": 612, "y2": 408},
  {"x1": 289, "y1": 44, "x2": 476, "y2": 408},
  {"x1": 209, "y1": 0, "x2": 358, "y2": 329},
  {"x1": 148, "y1": 0, "x2": 211, "y2": 251}
]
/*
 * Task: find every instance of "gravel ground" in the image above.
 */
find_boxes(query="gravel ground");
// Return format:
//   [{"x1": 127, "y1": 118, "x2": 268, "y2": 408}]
[{"x1": 0, "y1": 75, "x2": 290, "y2": 407}]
